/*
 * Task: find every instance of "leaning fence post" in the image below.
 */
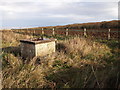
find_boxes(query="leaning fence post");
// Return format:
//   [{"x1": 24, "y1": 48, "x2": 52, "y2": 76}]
[
  {"x1": 108, "y1": 29, "x2": 111, "y2": 39},
  {"x1": 42, "y1": 28, "x2": 44, "y2": 35},
  {"x1": 52, "y1": 28, "x2": 55, "y2": 35},
  {"x1": 84, "y1": 28, "x2": 87, "y2": 37},
  {"x1": 66, "y1": 28, "x2": 68, "y2": 36}
]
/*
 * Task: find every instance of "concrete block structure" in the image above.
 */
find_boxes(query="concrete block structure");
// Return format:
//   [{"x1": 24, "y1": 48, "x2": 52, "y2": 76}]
[{"x1": 20, "y1": 38, "x2": 56, "y2": 59}]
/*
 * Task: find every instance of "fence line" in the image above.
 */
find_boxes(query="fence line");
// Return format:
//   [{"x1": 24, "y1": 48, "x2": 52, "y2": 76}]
[{"x1": 13, "y1": 28, "x2": 119, "y2": 39}]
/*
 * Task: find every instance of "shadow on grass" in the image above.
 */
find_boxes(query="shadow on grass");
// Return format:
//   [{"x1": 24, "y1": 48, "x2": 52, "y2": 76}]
[
  {"x1": 46, "y1": 63, "x2": 120, "y2": 88},
  {"x1": 97, "y1": 39, "x2": 120, "y2": 49},
  {"x1": 2, "y1": 45, "x2": 21, "y2": 57},
  {"x1": 56, "y1": 43, "x2": 66, "y2": 53}
]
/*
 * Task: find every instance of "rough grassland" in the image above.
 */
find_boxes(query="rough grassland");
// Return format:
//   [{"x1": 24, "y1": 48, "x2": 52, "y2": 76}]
[{"x1": 1, "y1": 31, "x2": 120, "y2": 88}]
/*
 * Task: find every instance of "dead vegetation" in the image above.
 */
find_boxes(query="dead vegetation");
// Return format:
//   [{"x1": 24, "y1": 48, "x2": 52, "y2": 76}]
[{"x1": 1, "y1": 31, "x2": 120, "y2": 88}]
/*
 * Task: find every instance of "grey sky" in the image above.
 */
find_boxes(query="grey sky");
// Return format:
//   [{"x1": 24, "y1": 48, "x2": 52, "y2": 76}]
[{"x1": 0, "y1": 0, "x2": 119, "y2": 29}]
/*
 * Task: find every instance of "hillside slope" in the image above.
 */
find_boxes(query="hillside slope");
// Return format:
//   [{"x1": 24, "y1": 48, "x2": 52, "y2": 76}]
[{"x1": 30, "y1": 20, "x2": 119, "y2": 30}]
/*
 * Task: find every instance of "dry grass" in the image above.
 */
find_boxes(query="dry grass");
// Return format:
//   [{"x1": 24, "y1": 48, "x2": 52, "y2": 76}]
[
  {"x1": 1, "y1": 31, "x2": 120, "y2": 88},
  {"x1": 1, "y1": 30, "x2": 33, "y2": 48}
]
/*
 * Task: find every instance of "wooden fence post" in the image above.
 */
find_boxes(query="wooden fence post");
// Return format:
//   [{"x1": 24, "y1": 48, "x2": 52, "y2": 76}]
[
  {"x1": 34, "y1": 29, "x2": 35, "y2": 35},
  {"x1": 108, "y1": 29, "x2": 111, "y2": 39},
  {"x1": 52, "y1": 28, "x2": 55, "y2": 35},
  {"x1": 42, "y1": 28, "x2": 44, "y2": 35},
  {"x1": 27, "y1": 28, "x2": 28, "y2": 34},
  {"x1": 84, "y1": 28, "x2": 87, "y2": 37},
  {"x1": 26, "y1": 28, "x2": 28, "y2": 36},
  {"x1": 66, "y1": 28, "x2": 68, "y2": 36},
  {"x1": 20, "y1": 28, "x2": 21, "y2": 33}
]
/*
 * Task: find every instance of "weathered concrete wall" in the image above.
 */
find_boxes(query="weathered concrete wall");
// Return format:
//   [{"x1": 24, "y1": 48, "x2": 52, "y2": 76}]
[
  {"x1": 21, "y1": 43, "x2": 35, "y2": 59},
  {"x1": 35, "y1": 41, "x2": 55, "y2": 56}
]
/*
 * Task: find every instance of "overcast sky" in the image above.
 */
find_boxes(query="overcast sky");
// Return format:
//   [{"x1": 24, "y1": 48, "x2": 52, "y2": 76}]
[{"x1": 0, "y1": 0, "x2": 119, "y2": 29}]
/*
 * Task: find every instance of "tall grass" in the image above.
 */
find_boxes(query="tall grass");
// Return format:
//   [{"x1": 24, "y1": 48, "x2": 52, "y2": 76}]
[{"x1": 1, "y1": 31, "x2": 120, "y2": 88}]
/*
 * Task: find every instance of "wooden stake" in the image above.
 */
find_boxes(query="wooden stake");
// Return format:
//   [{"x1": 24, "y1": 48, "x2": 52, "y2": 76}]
[
  {"x1": 52, "y1": 28, "x2": 55, "y2": 35},
  {"x1": 42, "y1": 28, "x2": 44, "y2": 35},
  {"x1": 66, "y1": 28, "x2": 68, "y2": 36},
  {"x1": 108, "y1": 29, "x2": 111, "y2": 39},
  {"x1": 84, "y1": 28, "x2": 87, "y2": 37}
]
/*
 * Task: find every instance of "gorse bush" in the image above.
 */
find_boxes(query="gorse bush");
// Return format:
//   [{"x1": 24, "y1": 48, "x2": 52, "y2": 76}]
[{"x1": 1, "y1": 31, "x2": 120, "y2": 88}]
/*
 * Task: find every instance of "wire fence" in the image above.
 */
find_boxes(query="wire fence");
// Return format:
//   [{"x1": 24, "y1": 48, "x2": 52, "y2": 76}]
[{"x1": 12, "y1": 28, "x2": 119, "y2": 39}]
